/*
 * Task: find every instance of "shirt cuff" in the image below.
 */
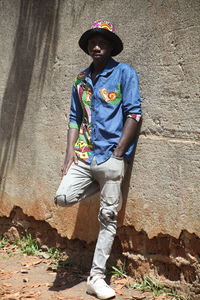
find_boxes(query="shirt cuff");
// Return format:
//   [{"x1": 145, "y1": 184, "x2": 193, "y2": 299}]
[
  {"x1": 68, "y1": 122, "x2": 80, "y2": 129},
  {"x1": 127, "y1": 114, "x2": 142, "y2": 122}
]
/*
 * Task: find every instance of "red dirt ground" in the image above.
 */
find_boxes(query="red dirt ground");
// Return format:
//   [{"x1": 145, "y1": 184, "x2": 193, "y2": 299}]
[{"x1": 0, "y1": 243, "x2": 183, "y2": 300}]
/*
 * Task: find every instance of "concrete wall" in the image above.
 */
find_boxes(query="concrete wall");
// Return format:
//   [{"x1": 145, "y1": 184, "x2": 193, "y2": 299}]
[{"x1": 0, "y1": 0, "x2": 200, "y2": 290}]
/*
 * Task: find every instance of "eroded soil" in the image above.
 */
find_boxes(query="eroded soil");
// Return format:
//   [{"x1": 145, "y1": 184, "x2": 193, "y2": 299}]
[{"x1": 0, "y1": 243, "x2": 185, "y2": 300}]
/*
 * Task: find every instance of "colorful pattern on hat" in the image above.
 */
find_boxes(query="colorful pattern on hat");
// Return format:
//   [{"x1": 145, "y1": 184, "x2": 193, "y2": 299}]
[{"x1": 91, "y1": 20, "x2": 116, "y2": 33}]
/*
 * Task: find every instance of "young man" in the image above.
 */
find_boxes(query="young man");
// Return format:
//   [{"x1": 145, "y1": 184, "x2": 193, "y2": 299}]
[{"x1": 55, "y1": 20, "x2": 142, "y2": 300}]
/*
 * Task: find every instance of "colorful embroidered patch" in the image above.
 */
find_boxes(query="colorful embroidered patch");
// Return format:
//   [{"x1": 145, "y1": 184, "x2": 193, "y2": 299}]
[
  {"x1": 74, "y1": 72, "x2": 86, "y2": 87},
  {"x1": 81, "y1": 84, "x2": 92, "y2": 106},
  {"x1": 108, "y1": 92, "x2": 117, "y2": 100},
  {"x1": 99, "y1": 84, "x2": 121, "y2": 105},
  {"x1": 74, "y1": 124, "x2": 93, "y2": 161},
  {"x1": 127, "y1": 114, "x2": 142, "y2": 122},
  {"x1": 77, "y1": 72, "x2": 86, "y2": 79}
]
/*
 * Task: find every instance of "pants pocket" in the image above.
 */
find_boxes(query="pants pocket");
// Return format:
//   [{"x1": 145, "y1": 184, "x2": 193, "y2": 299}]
[
  {"x1": 111, "y1": 153, "x2": 124, "y2": 160},
  {"x1": 105, "y1": 155, "x2": 125, "y2": 180}
]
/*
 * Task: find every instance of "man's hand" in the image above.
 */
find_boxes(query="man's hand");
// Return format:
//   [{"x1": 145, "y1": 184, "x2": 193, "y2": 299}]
[
  {"x1": 61, "y1": 148, "x2": 78, "y2": 176},
  {"x1": 113, "y1": 148, "x2": 124, "y2": 158}
]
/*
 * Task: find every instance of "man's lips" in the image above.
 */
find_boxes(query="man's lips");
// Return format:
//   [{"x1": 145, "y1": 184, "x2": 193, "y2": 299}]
[{"x1": 92, "y1": 53, "x2": 102, "y2": 57}]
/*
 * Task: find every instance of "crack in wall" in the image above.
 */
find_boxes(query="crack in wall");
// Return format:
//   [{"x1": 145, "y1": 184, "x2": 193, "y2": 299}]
[{"x1": 140, "y1": 130, "x2": 200, "y2": 144}]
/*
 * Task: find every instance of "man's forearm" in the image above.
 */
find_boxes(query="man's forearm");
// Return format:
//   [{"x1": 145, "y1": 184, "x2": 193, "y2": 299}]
[
  {"x1": 66, "y1": 128, "x2": 79, "y2": 150},
  {"x1": 61, "y1": 128, "x2": 79, "y2": 175},
  {"x1": 114, "y1": 118, "x2": 139, "y2": 157}
]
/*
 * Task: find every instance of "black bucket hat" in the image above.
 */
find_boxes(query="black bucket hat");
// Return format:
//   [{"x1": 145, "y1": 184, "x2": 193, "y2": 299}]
[{"x1": 79, "y1": 20, "x2": 123, "y2": 56}]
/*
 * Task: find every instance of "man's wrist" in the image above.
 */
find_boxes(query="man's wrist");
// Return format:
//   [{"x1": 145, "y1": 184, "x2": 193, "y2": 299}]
[
  {"x1": 113, "y1": 147, "x2": 124, "y2": 157},
  {"x1": 66, "y1": 144, "x2": 75, "y2": 151}
]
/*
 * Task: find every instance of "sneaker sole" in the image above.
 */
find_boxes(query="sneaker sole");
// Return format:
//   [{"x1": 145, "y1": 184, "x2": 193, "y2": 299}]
[{"x1": 86, "y1": 289, "x2": 115, "y2": 300}]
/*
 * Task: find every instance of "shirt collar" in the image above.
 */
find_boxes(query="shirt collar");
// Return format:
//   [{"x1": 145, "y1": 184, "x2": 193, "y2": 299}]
[
  {"x1": 98, "y1": 58, "x2": 118, "y2": 76},
  {"x1": 86, "y1": 58, "x2": 118, "y2": 79}
]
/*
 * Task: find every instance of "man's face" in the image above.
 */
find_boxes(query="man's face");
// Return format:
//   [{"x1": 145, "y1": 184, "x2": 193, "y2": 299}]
[{"x1": 87, "y1": 34, "x2": 113, "y2": 61}]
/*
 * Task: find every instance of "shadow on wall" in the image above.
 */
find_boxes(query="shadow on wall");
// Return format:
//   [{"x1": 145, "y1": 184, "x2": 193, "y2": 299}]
[{"x1": 0, "y1": 0, "x2": 60, "y2": 197}]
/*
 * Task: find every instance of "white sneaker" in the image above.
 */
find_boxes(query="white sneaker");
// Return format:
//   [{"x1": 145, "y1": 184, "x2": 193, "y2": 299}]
[{"x1": 87, "y1": 275, "x2": 116, "y2": 299}]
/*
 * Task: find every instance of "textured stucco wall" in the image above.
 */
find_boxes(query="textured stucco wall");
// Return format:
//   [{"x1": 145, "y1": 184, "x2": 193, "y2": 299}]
[{"x1": 0, "y1": 0, "x2": 199, "y2": 245}]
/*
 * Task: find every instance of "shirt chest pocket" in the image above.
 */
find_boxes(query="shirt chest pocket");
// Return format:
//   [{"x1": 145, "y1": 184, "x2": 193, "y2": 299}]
[{"x1": 99, "y1": 83, "x2": 122, "y2": 106}]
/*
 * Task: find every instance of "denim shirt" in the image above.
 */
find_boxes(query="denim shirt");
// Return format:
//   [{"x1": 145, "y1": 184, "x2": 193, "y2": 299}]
[{"x1": 68, "y1": 58, "x2": 142, "y2": 164}]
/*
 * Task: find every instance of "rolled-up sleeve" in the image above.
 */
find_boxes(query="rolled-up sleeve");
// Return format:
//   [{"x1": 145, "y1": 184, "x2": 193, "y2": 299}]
[
  {"x1": 68, "y1": 86, "x2": 83, "y2": 129},
  {"x1": 121, "y1": 65, "x2": 142, "y2": 122}
]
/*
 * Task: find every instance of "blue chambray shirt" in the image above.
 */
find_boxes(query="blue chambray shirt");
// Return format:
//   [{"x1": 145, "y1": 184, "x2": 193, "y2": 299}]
[{"x1": 68, "y1": 58, "x2": 142, "y2": 164}]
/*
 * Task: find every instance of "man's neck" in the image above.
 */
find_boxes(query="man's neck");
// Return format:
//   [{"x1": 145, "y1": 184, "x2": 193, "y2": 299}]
[{"x1": 92, "y1": 57, "x2": 110, "y2": 74}]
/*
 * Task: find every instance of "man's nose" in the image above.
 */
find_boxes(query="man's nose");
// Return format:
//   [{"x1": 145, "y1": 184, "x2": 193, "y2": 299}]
[{"x1": 93, "y1": 44, "x2": 100, "y2": 50}]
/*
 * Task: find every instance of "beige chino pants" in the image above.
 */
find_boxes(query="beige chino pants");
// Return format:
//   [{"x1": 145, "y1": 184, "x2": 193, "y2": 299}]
[{"x1": 55, "y1": 155, "x2": 127, "y2": 277}]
